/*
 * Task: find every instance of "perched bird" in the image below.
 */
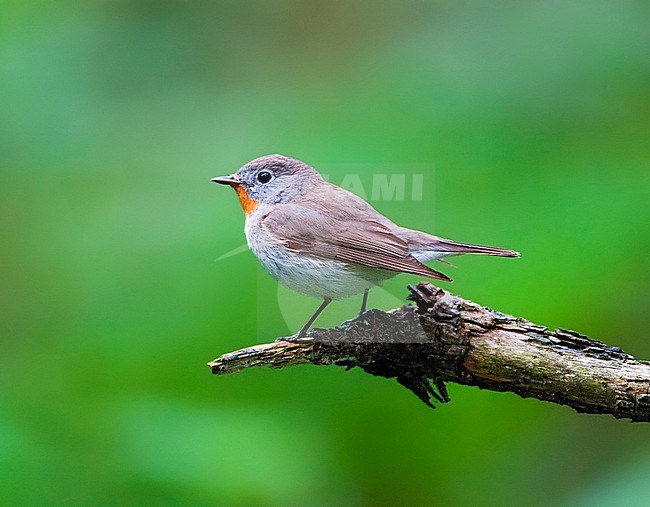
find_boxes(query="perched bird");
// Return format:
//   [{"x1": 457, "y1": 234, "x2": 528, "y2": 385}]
[{"x1": 212, "y1": 155, "x2": 518, "y2": 337}]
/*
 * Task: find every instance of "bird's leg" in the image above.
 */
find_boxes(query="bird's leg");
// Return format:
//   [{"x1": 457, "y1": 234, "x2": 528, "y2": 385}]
[
  {"x1": 359, "y1": 288, "x2": 370, "y2": 316},
  {"x1": 295, "y1": 297, "x2": 332, "y2": 338}
]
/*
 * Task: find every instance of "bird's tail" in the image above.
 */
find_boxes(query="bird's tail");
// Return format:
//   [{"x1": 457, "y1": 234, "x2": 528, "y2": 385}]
[
  {"x1": 402, "y1": 229, "x2": 520, "y2": 261},
  {"x1": 428, "y1": 237, "x2": 520, "y2": 257}
]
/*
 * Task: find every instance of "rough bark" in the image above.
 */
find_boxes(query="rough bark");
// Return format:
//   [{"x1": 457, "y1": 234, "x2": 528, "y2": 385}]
[{"x1": 209, "y1": 283, "x2": 650, "y2": 422}]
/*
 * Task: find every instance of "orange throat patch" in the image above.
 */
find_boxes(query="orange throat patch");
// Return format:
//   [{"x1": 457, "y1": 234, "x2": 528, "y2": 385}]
[{"x1": 233, "y1": 185, "x2": 259, "y2": 214}]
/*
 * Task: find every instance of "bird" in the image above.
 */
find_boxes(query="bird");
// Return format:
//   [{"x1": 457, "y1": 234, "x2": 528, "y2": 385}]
[{"x1": 212, "y1": 155, "x2": 519, "y2": 337}]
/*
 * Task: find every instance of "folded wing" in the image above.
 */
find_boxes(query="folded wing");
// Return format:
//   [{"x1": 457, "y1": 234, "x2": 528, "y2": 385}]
[{"x1": 261, "y1": 203, "x2": 452, "y2": 282}]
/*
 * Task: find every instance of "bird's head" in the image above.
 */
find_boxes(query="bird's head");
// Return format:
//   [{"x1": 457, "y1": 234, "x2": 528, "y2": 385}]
[{"x1": 212, "y1": 154, "x2": 322, "y2": 213}]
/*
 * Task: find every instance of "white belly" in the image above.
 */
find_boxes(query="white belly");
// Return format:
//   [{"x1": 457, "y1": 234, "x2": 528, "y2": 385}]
[{"x1": 245, "y1": 218, "x2": 381, "y2": 300}]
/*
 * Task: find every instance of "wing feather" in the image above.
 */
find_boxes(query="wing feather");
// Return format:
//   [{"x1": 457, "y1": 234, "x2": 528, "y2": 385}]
[{"x1": 261, "y1": 203, "x2": 451, "y2": 282}]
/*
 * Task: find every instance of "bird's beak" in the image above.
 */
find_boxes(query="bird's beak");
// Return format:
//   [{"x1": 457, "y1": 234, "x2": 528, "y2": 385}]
[{"x1": 211, "y1": 175, "x2": 240, "y2": 186}]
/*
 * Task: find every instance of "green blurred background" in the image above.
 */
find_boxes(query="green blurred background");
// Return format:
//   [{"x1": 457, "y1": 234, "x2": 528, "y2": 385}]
[{"x1": 2, "y1": 1, "x2": 649, "y2": 505}]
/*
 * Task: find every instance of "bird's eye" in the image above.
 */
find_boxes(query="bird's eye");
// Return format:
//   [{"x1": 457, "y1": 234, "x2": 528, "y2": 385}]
[{"x1": 256, "y1": 171, "x2": 273, "y2": 184}]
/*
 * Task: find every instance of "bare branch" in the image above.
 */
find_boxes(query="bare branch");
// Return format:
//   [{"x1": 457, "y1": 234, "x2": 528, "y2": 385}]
[{"x1": 209, "y1": 283, "x2": 650, "y2": 421}]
